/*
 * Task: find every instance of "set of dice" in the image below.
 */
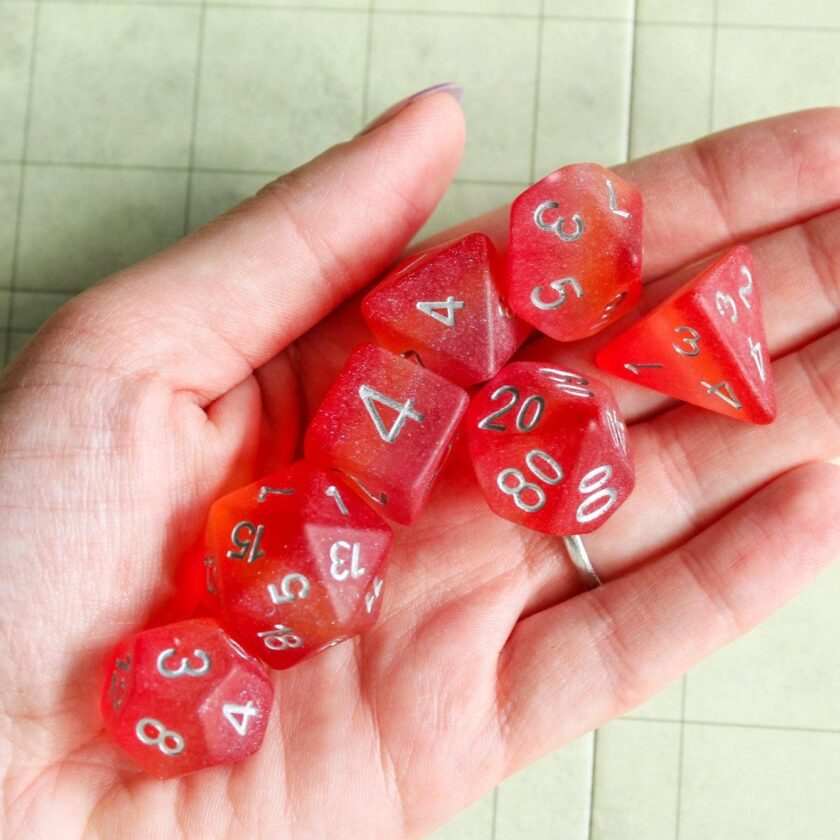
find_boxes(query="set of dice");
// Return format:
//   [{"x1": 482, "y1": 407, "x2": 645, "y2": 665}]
[{"x1": 101, "y1": 163, "x2": 776, "y2": 778}]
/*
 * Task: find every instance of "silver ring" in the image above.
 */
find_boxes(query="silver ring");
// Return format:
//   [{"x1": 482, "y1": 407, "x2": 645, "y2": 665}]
[{"x1": 562, "y1": 535, "x2": 602, "y2": 590}]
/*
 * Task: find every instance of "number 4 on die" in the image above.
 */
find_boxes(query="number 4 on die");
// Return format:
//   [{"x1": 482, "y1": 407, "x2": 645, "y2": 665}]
[{"x1": 595, "y1": 245, "x2": 777, "y2": 424}]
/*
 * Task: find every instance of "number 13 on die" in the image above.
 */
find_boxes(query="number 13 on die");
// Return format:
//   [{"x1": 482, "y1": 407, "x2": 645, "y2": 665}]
[{"x1": 205, "y1": 461, "x2": 393, "y2": 670}]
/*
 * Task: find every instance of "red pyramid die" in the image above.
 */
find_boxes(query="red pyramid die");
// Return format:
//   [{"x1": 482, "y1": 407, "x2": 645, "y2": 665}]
[
  {"x1": 595, "y1": 245, "x2": 776, "y2": 424},
  {"x1": 508, "y1": 163, "x2": 643, "y2": 341},
  {"x1": 362, "y1": 232, "x2": 530, "y2": 387}
]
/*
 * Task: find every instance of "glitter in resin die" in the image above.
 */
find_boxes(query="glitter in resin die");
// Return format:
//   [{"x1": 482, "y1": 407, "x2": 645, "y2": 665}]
[
  {"x1": 205, "y1": 462, "x2": 392, "y2": 669},
  {"x1": 304, "y1": 344, "x2": 469, "y2": 524},
  {"x1": 101, "y1": 618, "x2": 273, "y2": 778},
  {"x1": 596, "y1": 245, "x2": 776, "y2": 424},
  {"x1": 466, "y1": 363, "x2": 634, "y2": 535},
  {"x1": 362, "y1": 232, "x2": 530, "y2": 387},
  {"x1": 508, "y1": 163, "x2": 643, "y2": 341}
]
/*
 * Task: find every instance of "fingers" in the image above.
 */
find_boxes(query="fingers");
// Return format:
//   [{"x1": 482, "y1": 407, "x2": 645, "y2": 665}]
[
  {"x1": 519, "y1": 201, "x2": 840, "y2": 424},
  {"x1": 49, "y1": 92, "x2": 465, "y2": 404},
  {"x1": 496, "y1": 461, "x2": 840, "y2": 772},
  {"x1": 599, "y1": 326, "x2": 840, "y2": 566},
  {"x1": 624, "y1": 107, "x2": 840, "y2": 279},
  {"x1": 421, "y1": 109, "x2": 840, "y2": 281},
  {"x1": 455, "y1": 321, "x2": 839, "y2": 623},
  {"x1": 293, "y1": 184, "x2": 840, "y2": 432}
]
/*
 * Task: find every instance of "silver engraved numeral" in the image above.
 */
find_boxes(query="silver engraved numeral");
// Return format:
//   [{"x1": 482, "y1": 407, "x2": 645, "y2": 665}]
[
  {"x1": 477, "y1": 385, "x2": 544, "y2": 433},
  {"x1": 606, "y1": 178, "x2": 631, "y2": 218},
  {"x1": 672, "y1": 326, "x2": 701, "y2": 357},
  {"x1": 604, "y1": 409, "x2": 627, "y2": 454},
  {"x1": 108, "y1": 656, "x2": 132, "y2": 711},
  {"x1": 748, "y1": 337, "x2": 766, "y2": 383},
  {"x1": 330, "y1": 540, "x2": 365, "y2": 582},
  {"x1": 267, "y1": 572, "x2": 311, "y2": 605},
  {"x1": 416, "y1": 296, "x2": 465, "y2": 327},
  {"x1": 258, "y1": 486, "x2": 295, "y2": 503},
  {"x1": 359, "y1": 384, "x2": 425, "y2": 444},
  {"x1": 530, "y1": 277, "x2": 584, "y2": 311},
  {"x1": 576, "y1": 465, "x2": 618, "y2": 524},
  {"x1": 738, "y1": 265, "x2": 753, "y2": 309},
  {"x1": 325, "y1": 485, "x2": 349, "y2": 515},
  {"x1": 223, "y1": 701, "x2": 258, "y2": 737},
  {"x1": 258, "y1": 624, "x2": 303, "y2": 651},
  {"x1": 533, "y1": 201, "x2": 584, "y2": 241},
  {"x1": 715, "y1": 291, "x2": 738, "y2": 323},
  {"x1": 346, "y1": 474, "x2": 388, "y2": 507},
  {"x1": 227, "y1": 521, "x2": 265, "y2": 564},
  {"x1": 590, "y1": 290, "x2": 628, "y2": 331},
  {"x1": 624, "y1": 362, "x2": 663, "y2": 375},
  {"x1": 497, "y1": 449, "x2": 564, "y2": 513},
  {"x1": 701, "y1": 380, "x2": 742, "y2": 410},
  {"x1": 538, "y1": 367, "x2": 594, "y2": 398},
  {"x1": 156, "y1": 647, "x2": 211, "y2": 679},
  {"x1": 365, "y1": 577, "x2": 384, "y2": 614},
  {"x1": 135, "y1": 717, "x2": 184, "y2": 756},
  {"x1": 204, "y1": 555, "x2": 217, "y2": 596}
]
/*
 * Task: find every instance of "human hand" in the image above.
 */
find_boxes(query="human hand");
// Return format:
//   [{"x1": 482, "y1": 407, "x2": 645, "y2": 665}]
[{"x1": 1, "y1": 94, "x2": 838, "y2": 839}]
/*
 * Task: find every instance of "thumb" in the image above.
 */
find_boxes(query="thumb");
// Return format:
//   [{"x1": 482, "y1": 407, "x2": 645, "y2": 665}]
[{"x1": 46, "y1": 90, "x2": 465, "y2": 404}]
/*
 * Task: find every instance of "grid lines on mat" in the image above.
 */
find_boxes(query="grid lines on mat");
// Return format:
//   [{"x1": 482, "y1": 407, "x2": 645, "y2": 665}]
[{"x1": 0, "y1": 1, "x2": 839, "y2": 838}]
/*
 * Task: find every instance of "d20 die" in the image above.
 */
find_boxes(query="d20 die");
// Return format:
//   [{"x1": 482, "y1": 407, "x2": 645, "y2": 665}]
[
  {"x1": 361, "y1": 232, "x2": 530, "y2": 386},
  {"x1": 508, "y1": 163, "x2": 643, "y2": 341},
  {"x1": 101, "y1": 618, "x2": 273, "y2": 778},
  {"x1": 466, "y1": 363, "x2": 634, "y2": 535},
  {"x1": 304, "y1": 343, "x2": 469, "y2": 524},
  {"x1": 595, "y1": 245, "x2": 776, "y2": 424},
  {"x1": 205, "y1": 461, "x2": 392, "y2": 670}
]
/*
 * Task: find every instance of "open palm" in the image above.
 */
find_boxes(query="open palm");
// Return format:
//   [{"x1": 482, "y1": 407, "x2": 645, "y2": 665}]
[{"x1": 1, "y1": 96, "x2": 839, "y2": 839}]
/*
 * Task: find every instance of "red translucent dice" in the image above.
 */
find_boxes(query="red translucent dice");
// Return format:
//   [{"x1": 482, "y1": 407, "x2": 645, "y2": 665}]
[
  {"x1": 596, "y1": 245, "x2": 776, "y2": 424},
  {"x1": 205, "y1": 461, "x2": 392, "y2": 670},
  {"x1": 466, "y1": 363, "x2": 634, "y2": 535},
  {"x1": 101, "y1": 618, "x2": 273, "y2": 778},
  {"x1": 361, "y1": 232, "x2": 530, "y2": 386},
  {"x1": 508, "y1": 163, "x2": 643, "y2": 341},
  {"x1": 305, "y1": 343, "x2": 469, "y2": 523}
]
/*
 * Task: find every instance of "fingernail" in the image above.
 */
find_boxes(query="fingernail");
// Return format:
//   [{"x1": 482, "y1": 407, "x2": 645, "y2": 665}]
[{"x1": 356, "y1": 82, "x2": 464, "y2": 137}]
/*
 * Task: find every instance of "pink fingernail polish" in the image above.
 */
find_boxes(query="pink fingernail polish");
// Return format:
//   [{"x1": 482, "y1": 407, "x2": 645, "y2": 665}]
[{"x1": 356, "y1": 82, "x2": 464, "y2": 137}]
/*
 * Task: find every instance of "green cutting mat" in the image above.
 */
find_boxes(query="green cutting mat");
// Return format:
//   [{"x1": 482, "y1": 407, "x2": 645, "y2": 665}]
[{"x1": 1, "y1": 1, "x2": 838, "y2": 837}]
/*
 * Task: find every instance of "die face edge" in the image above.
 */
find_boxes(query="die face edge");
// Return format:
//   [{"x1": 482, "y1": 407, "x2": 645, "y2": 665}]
[
  {"x1": 196, "y1": 665, "x2": 273, "y2": 763},
  {"x1": 362, "y1": 233, "x2": 524, "y2": 386}
]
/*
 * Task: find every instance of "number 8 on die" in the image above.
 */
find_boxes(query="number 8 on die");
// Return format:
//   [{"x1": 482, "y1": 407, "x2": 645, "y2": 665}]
[{"x1": 466, "y1": 362, "x2": 634, "y2": 536}]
